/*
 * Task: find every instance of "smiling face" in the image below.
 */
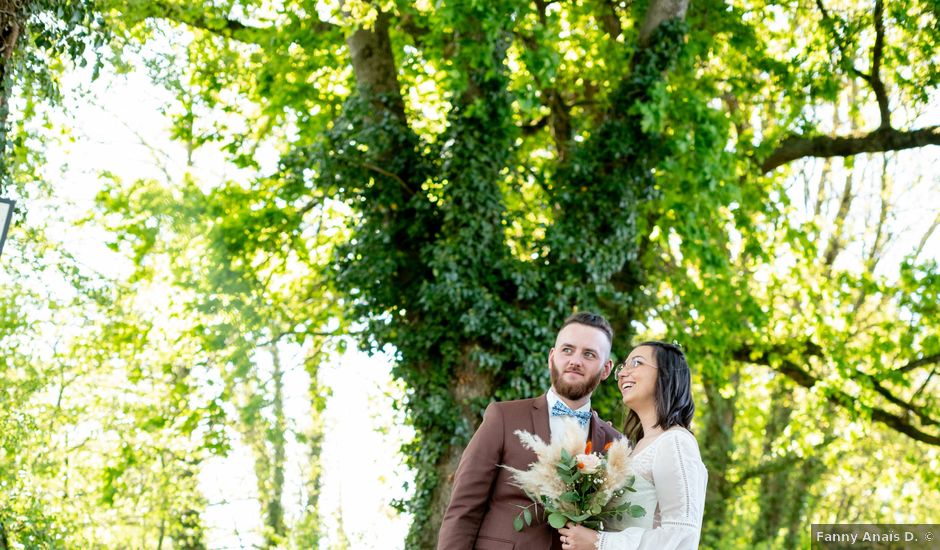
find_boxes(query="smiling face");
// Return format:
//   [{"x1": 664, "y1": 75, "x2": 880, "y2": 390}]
[
  {"x1": 548, "y1": 323, "x2": 613, "y2": 402},
  {"x1": 617, "y1": 345, "x2": 659, "y2": 411}
]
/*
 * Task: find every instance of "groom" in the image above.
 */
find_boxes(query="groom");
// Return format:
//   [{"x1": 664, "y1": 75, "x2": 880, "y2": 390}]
[{"x1": 437, "y1": 312, "x2": 622, "y2": 550}]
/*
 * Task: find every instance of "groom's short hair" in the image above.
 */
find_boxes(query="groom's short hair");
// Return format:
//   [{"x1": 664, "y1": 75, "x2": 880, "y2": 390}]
[{"x1": 560, "y1": 311, "x2": 613, "y2": 344}]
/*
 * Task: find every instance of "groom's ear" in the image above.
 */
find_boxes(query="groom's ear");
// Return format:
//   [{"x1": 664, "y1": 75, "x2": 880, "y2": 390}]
[{"x1": 601, "y1": 358, "x2": 613, "y2": 379}]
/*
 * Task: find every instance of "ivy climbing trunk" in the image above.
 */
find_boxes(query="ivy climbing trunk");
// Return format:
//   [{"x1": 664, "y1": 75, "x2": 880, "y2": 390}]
[
  {"x1": 326, "y1": 2, "x2": 692, "y2": 548},
  {"x1": 327, "y1": 1, "x2": 693, "y2": 547},
  {"x1": 426, "y1": 363, "x2": 497, "y2": 549}
]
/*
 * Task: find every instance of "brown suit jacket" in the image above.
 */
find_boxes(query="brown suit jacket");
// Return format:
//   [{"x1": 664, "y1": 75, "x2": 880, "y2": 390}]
[{"x1": 437, "y1": 394, "x2": 622, "y2": 550}]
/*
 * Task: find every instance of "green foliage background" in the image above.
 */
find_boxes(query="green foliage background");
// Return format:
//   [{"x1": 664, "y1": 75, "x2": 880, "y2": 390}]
[{"x1": 0, "y1": 0, "x2": 938, "y2": 548}]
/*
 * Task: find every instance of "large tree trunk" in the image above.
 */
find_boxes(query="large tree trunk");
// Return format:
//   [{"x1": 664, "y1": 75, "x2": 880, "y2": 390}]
[
  {"x1": 293, "y1": 352, "x2": 326, "y2": 545},
  {"x1": 410, "y1": 14, "x2": 516, "y2": 538},
  {"x1": 751, "y1": 380, "x2": 797, "y2": 546},
  {"x1": 346, "y1": 11, "x2": 406, "y2": 123},
  {"x1": 168, "y1": 465, "x2": 208, "y2": 550},
  {"x1": 422, "y1": 365, "x2": 496, "y2": 549},
  {"x1": 698, "y1": 369, "x2": 737, "y2": 547},
  {"x1": 783, "y1": 456, "x2": 828, "y2": 549},
  {"x1": 249, "y1": 345, "x2": 286, "y2": 548},
  {"x1": 337, "y1": 3, "x2": 692, "y2": 548},
  {"x1": 239, "y1": 346, "x2": 288, "y2": 548},
  {"x1": 638, "y1": 0, "x2": 689, "y2": 45},
  {"x1": 0, "y1": 3, "x2": 24, "y2": 187},
  {"x1": 265, "y1": 346, "x2": 287, "y2": 543},
  {"x1": 751, "y1": 384, "x2": 834, "y2": 549}
]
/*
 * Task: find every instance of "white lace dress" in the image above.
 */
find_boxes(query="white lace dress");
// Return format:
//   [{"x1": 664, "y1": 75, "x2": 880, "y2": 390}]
[{"x1": 596, "y1": 428, "x2": 708, "y2": 550}]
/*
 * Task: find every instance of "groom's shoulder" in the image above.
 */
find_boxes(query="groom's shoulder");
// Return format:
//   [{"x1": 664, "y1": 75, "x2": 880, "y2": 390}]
[
  {"x1": 593, "y1": 411, "x2": 624, "y2": 439},
  {"x1": 485, "y1": 395, "x2": 543, "y2": 415},
  {"x1": 492, "y1": 395, "x2": 543, "y2": 409}
]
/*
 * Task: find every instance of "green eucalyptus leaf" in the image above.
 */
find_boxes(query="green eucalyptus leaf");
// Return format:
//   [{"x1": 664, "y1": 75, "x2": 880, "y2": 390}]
[{"x1": 548, "y1": 512, "x2": 568, "y2": 529}]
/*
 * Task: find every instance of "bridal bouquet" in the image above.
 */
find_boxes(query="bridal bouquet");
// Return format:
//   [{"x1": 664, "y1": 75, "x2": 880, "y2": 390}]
[{"x1": 503, "y1": 417, "x2": 646, "y2": 531}]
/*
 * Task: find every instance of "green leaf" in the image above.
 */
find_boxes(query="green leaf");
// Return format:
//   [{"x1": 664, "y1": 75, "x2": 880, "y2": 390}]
[
  {"x1": 560, "y1": 491, "x2": 580, "y2": 503},
  {"x1": 548, "y1": 512, "x2": 568, "y2": 529},
  {"x1": 514, "y1": 514, "x2": 524, "y2": 532},
  {"x1": 524, "y1": 508, "x2": 532, "y2": 526}
]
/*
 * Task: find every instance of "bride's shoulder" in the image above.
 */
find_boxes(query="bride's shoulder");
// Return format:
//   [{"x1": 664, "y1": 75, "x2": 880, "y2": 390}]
[
  {"x1": 645, "y1": 429, "x2": 706, "y2": 478},
  {"x1": 659, "y1": 427, "x2": 703, "y2": 452},
  {"x1": 664, "y1": 426, "x2": 697, "y2": 438}
]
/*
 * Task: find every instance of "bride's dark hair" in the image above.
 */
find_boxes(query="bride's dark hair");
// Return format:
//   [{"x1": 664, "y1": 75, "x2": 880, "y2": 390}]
[{"x1": 622, "y1": 341, "x2": 695, "y2": 445}]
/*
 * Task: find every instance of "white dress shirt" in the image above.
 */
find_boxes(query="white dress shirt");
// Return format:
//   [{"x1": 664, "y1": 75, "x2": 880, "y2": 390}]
[{"x1": 546, "y1": 387, "x2": 591, "y2": 441}]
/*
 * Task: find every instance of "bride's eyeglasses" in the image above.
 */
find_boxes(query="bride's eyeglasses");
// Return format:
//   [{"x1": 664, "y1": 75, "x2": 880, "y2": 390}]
[{"x1": 614, "y1": 356, "x2": 655, "y2": 377}]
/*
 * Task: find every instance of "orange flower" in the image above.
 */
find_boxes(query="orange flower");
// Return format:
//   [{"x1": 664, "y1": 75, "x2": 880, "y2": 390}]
[
  {"x1": 577, "y1": 462, "x2": 585, "y2": 469},
  {"x1": 603, "y1": 441, "x2": 613, "y2": 451},
  {"x1": 584, "y1": 441, "x2": 593, "y2": 454}
]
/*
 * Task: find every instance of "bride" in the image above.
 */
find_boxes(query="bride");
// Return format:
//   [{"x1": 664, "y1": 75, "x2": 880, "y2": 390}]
[{"x1": 559, "y1": 341, "x2": 707, "y2": 550}]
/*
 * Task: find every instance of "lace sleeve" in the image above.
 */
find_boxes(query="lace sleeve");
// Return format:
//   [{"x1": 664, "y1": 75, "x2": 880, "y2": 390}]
[
  {"x1": 595, "y1": 431, "x2": 708, "y2": 550},
  {"x1": 649, "y1": 430, "x2": 707, "y2": 544},
  {"x1": 596, "y1": 528, "x2": 644, "y2": 550}
]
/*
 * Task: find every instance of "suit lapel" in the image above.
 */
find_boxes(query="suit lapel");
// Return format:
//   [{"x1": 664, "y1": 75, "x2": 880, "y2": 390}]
[
  {"x1": 532, "y1": 394, "x2": 551, "y2": 444},
  {"x1": 588, "y1": 411, "x2": 605, "y2": 453}
]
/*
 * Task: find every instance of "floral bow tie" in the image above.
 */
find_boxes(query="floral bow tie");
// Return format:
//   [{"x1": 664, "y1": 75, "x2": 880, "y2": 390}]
[{"x1": 550, "y1": 401, "x2": 592, "y2": 427}]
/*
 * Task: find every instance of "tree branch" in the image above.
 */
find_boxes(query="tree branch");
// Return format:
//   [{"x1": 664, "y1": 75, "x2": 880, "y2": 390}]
[
  {"x1": 870, "y1": 0, "x2": 890, "y2": 129},
  {"x1": 0, "y1": 17, "x2": 19, "y2": 62},
  {"x1": 866, "y1": 375, "x2": 936, "y2": 427},
  {"x1": 813, "y1": 157, "x2": 831, "y2": 219},
  {"x1": 638, "y1": 0, "x2": 689, "y2": 46},
  {"x1": 515, "y1": 1, "x2": 574, "y2": 161},
  {"x1": 821, "y1": 163, "x2": 854, "y2": 268},
  {"x1": 111, "y1": 0, "x2": 338, "y2": 46},
  {"x1": 867, "y1": 404, "x2": 939, "y2": 445},
  {"x1": 911, "y1": 368, "x2": 936, "y2": 404},
  {"x1": 733, "y1": 345, "x2": 940, "y2": 446},
  {"x1": 397, "y1": 11, "x2": 430, "y2": 47},
  {"x1": 899, "y1": 352, "x2": 940, "y2": 373},
  {"x1": 912, "y1": 211, "x2": 940, "y2": 262},
  {"x1": 597, "y1": 0, "x2": 624, "y2": 38},
  {"x1": 361, "y1": 162, "x2": 416, "y2": 196},
  {"x1": 815, "y1": 0, "x2": 894, "y2": 128},
  {"x1": 814, "y1": 0, "x2": 872, "y2": 83},
  {"x1": 732, "y1": 454, "x2": 794, "y2": 488},
  {"x1": 814, "y1": 0, "x2": 833, "y2": 22},
  {"x1": 761, "y1": 126, "x2": 940, "y2": 173},
  {"x1": 864, "y1": 155, "x2": 891, "y2": 271},
  {"x1": 732, "y1": 434, "x2": 837, "y2": 488},
  {"x1": 519, "y1": 115, "x2": 550, "y2": 136}
]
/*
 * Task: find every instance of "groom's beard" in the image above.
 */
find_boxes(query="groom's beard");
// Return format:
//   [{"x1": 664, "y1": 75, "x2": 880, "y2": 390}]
[{"x1": 550, "y1": 358, "x2": 604, "y2": 401}]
